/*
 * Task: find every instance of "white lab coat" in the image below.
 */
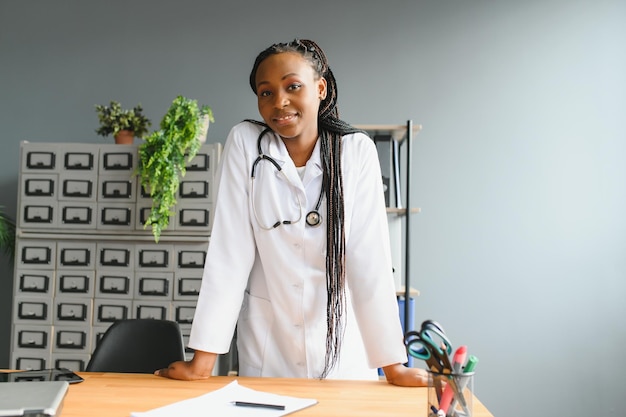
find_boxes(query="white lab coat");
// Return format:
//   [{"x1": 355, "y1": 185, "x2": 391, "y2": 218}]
[{"x1": 188, "y1": 121, "x2": 407, "y2": 379}]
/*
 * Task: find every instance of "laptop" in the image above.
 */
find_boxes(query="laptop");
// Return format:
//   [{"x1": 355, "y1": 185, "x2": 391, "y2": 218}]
[{"x1": 0, "y1": 381, "x2": 69, "y2": 417}]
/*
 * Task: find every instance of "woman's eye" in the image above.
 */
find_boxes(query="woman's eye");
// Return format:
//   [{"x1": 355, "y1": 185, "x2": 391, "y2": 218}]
[
  {"x1": 259, "y1": 90, "x2": 271, "y2": 98},
  {"x1": 288, "y1": 83, "x2": 302, "y2": 91}
]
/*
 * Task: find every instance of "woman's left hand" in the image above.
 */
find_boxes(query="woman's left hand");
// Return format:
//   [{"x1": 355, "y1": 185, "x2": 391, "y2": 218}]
[{"x1": 382, "y1": 363, "x2": 429, "y2": 387}]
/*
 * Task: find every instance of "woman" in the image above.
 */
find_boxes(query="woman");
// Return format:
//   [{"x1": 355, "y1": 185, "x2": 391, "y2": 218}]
[{"x1": 156, "y1": 39, "x2": 427, "y2": 386}]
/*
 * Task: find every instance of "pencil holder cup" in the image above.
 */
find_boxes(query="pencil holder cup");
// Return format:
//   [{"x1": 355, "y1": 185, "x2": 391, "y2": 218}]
[{"x1": 427, "y1": 370, "x2": 474, "y2": 417}]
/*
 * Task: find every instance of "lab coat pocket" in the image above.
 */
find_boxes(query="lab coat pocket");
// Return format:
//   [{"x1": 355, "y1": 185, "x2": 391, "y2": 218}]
[{"x1": 237, "y1": 291, "x2": 273, "y2": 376}]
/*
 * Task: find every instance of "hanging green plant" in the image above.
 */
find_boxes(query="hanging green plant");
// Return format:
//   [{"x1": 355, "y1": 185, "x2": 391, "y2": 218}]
[
  {"x1": 137, "y1": 95, "x2": 214, "y2": 242},
  {"x1": 0, "y1": 206, "x2": 16, "y2": 260}
]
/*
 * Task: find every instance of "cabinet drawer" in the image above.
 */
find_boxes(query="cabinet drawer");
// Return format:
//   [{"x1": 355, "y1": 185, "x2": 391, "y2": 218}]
[
  {"x1": 99, "y1": 145, "x2": 137, "y2": 173},
  {"x1": 57, "y1": 242, "x2": 96, "y2": 269},
  {"x1": 15, "y1": 270, "x2": 54, "y2": 296},
  {"x1": 97, "y1": 203, "x2": 134, "y2": 230},
  {"x1": 13, "y1": 296, "x2": 53, "y2": 324},
  {"x1": 95, "y1": 271, "x2": 134, "y2": 299},
  {"x1": 14, "y1": 325, "x2": 51, "y2": 350},
  {"x1": 97, "y1": 243, "x2": 133, "y2": 269},
  {"x1": 53, "y1": 326, "x2": 91, "y2": 352},
  {"x1": 56, "y1": 270, "x2": 95, "y2": 297},
  {"x1": 93, "y1": 299, "x2": 133, "y2": 325},
  {"x1": 54, "y1": 298, "x2": 92, "y2": 325},
  {"x1": 174, "y1": 273, "x2": 202, "y2": 300},
  {"x1": 59, "y1": 174, "x2": 96, "y2": 201},
  {"x1": 59, "y1": 203, "x2": 96, "y2": 229},
  {"x1": 135, "y1": 272, "x2": 173, "y2": 299}
]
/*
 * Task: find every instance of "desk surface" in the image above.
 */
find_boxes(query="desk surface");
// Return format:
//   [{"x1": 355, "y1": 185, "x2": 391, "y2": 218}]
[{"x1": 60, "y1": 372, "x2": 494, "y2": 417}]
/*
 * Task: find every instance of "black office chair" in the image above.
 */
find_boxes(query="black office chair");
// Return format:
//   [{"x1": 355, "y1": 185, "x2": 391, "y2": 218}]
[{"x1": 86, "y1": 319, "x2": 186, "y2": 373}]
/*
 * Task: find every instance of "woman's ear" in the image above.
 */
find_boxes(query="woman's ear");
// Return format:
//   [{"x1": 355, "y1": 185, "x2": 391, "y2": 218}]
[{"x1": 318, "y1": 77, "x2": 328, "y2": 100}]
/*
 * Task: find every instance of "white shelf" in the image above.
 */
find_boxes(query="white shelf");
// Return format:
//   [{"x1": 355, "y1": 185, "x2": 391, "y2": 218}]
[{"x1": 357, "y1": 121, "x2": 421, "y2": 334}]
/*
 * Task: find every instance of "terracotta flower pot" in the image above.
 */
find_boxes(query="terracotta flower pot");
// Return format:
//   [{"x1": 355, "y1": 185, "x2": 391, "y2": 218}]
[{"x1": 114, "y1": 130, "x2": 135, "y2": 145}]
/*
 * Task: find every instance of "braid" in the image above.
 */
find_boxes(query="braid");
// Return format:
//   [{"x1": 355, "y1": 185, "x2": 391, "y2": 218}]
[{"x1": 249, "y1": 39, "x2": 362, "y2": 378}]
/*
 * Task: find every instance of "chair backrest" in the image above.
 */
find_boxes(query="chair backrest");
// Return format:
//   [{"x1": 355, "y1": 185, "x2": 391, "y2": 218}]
[{"x1": 86, "y1": 319, "x2": 186, "y2": 373}]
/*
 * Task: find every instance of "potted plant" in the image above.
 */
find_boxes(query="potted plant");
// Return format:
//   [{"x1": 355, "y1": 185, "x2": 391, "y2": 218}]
[
  {"x1": 95, "y1": 101, "x2": 151, "y2": 144},
  {"x1": 0, "y1": 207, "x2": 16, "y2": 260},
  {"x1": 137, "y1": 95, "x2": 214, "y2": 242}
]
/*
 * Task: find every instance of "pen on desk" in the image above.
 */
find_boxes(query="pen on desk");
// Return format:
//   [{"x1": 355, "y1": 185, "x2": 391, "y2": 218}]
[{"x1": 232, "y1": 401, "x2": 286, "y2": 410}]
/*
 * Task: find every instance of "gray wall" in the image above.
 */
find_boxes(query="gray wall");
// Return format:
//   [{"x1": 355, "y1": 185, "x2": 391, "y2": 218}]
[{"x1": 1, "y1": 1, "x2": 625, "y2": 416}]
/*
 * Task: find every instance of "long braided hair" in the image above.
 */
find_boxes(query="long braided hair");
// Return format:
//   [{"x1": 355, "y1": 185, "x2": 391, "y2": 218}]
[{"x1": 249, "y1": 39, "x2": 362, "y2": 378}]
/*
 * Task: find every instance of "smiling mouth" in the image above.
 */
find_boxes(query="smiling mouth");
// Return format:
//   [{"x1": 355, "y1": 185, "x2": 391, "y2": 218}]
[{"x1": 273, "y1": 113, "x2": 297, "y2": 125}]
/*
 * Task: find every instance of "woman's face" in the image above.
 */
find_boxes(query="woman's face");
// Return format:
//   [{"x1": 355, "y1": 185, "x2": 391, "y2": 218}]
[{"x1": 254, "y1": 52, "x2": 327, "y2": 144}]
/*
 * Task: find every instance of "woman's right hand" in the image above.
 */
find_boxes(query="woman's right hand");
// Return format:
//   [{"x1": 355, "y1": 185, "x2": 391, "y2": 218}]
[{"x1": 154, "y1": 350, "x2": 217, "y2": 380}]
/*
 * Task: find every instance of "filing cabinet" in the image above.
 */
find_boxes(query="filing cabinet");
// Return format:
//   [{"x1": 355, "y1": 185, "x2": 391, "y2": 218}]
[{"x1": 11, "y1": 141, "x2": 222, "y2": 372}]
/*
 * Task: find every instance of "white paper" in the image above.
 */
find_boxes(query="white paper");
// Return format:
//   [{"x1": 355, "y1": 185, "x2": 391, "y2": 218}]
[{"x1": 130, "y1": 380, "x2": 317, "y2": 417}]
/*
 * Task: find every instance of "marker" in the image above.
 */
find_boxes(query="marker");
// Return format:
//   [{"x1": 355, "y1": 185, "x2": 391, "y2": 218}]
[
  {"x1": 463, "y1": 355, "x2": 478, "y2": 373},
  {"x1": 232, "y1": 401, "x2": 286, "y2": 410},
  {"x1": 451, "y1": 345, "x2": 467, "y2": 374},
  {"x1": 448, "y1": 355, "x2": 479, "y2": 415},
  {"x1": 437, "y1": 346, "x2": 467, "y2": 414}
]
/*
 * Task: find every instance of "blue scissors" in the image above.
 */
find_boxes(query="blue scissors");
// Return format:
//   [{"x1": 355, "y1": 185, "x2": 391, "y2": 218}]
[{"x1": 404, "y1": 319, "x2": 454, "y2": 374}]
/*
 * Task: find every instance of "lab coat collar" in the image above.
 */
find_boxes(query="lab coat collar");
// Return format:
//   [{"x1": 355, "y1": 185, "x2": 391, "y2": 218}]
[{"x1": 265, "y1": 132, "x2": 323, "y2": 185}]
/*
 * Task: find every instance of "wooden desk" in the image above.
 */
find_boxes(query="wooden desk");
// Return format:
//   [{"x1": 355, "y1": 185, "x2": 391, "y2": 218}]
[{"x1": 61, "y1": 372, "x2": 494, "y2": 416}]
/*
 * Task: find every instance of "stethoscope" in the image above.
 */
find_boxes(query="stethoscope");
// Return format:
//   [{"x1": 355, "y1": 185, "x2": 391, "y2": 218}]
[{"x1": 250, "y1": 128, "x2": 324, "y2": 230}]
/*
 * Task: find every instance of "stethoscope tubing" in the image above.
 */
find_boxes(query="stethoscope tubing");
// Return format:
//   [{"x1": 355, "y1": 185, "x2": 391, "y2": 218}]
[{"x1": 250, "y1": 128, "x2": 324, "y2": 229}]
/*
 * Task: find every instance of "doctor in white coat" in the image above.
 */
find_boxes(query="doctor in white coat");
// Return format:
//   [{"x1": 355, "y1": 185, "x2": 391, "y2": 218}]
[{"x1": 156, "y1": 39, "x2": 427, "y2": 387}]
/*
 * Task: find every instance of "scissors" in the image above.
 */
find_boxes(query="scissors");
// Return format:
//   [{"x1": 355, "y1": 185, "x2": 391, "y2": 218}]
[
  {"x1": 404, "y1": 319, "x2": 454, "y2": 374},
  {"x1": 405, "y1": 320, "x2": 468, "y2": 414}
]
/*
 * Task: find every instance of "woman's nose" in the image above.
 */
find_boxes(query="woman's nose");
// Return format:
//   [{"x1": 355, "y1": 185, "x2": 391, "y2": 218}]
[{"x1": 273, "y1": 91, "x2": 289, "y2": 108}]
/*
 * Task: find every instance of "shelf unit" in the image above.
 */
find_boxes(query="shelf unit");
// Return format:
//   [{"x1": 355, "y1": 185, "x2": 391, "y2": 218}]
[
  {"x1": 10, "y1": 141, "x2": 221, "y2": 372},
  {"x1": 356, "y1": 121, "x2": 422, "y2": 335}
]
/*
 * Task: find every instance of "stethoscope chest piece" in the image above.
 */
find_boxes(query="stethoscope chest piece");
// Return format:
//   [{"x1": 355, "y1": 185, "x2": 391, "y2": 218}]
[{"x1": 305, "y1": 210, "x2": 322, "y2": 227}]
